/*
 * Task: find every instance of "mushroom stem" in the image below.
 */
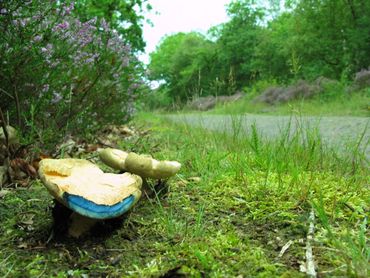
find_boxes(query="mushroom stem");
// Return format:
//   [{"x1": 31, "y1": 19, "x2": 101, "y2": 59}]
[{"x1": 68, "y1": 213, "x2": 98, "y2": 238}]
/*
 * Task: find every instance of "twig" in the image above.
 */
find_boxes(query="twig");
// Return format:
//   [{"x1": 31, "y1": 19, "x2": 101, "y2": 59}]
[
  {"x1": 96, "y1": 139, "x2": 117, "y2": 149},
  {"x1": 0, "y1": 107, "x2": 9, "y2": 149},
  {"x1": 0, "y1": 108, "x2": 11, "y2": 187},
  {"x1": 12, "y1": 83, "x2": 21, "y2": 128},
  {"x1": 0, "y1": 87, "x2": 14, "y2": 99},
  {"x1": 279, "y1": 240, "x2": 294, "y2": 257},
  {"x1": 305, "y1": 209, "x2": 317, "y2": 277}
]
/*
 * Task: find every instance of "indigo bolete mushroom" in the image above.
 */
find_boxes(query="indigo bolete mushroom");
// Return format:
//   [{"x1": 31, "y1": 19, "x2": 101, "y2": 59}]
[
  {"x1": 99, "y1": 148, "x2": 181, "y2": 179},
  {"x1": 38, "y1": 158, "x2": 142, "y2": 237}
]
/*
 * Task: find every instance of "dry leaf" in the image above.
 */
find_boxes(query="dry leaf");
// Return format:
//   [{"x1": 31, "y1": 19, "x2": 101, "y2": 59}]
[
  {"x1": 10, "y1": 158, "x2": 37, "y2": 178},
  {"x1": 188, "y1": 177, "x2": 201, "y2": 183},
  {"x1": 17, "y1": 243, "x2": 28, "y2": 249},
  {"x1": 0, "y1": 165, "x2": 7, "y2": 186},
  {"x1": 0, "y1": 189, "x2": 10, "y2": 198}
]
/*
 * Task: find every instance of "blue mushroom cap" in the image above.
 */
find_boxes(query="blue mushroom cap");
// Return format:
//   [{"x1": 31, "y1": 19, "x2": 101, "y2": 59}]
[
  {"x1": 38, "y1": 158, "x2": 142, "y2": 220},
  {"x1": 64, "y1": 193, "x2": 136, "y2": 219}
]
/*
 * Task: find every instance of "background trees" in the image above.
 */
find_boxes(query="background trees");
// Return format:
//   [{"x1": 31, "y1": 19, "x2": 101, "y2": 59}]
[
  {"x1": 149, "y1": 32, "x2": 217, "y2": 101},
  {"x1": 148, "y1": 0, "x2": 370, "y2": 104}
]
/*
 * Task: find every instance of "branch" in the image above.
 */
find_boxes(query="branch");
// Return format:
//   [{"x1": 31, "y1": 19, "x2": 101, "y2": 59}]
[
  {"x1": 0, "y1": 107, "x2": 10, "y2": 158},
  {"x1": 13, "y1": 83, "x2": 21, "y2": 128},
  {"x1": 301, "y1": 208, "x2": 317, "y2": 277},
  {"x1": 0, "y1": 87, "x2": 14, "y2": 100}
]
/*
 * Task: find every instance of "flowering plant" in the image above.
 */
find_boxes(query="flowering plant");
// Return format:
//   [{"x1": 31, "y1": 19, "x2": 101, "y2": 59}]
[{"x1": 0, "y1": 0, "x2": 143, "y2": 145}]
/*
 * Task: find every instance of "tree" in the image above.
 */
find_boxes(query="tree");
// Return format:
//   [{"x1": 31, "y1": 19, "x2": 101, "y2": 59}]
[
  {"x1": 212, "y1": 0, "x2": 265, "y2": 87},
  {"x1": 147, "y1": 0, "x2": 370, "y2": 106},
  {"x1": 149, "y1": 32, "x2": 217, "y2": 101},
  {"x1": 74, "y1": 0, "x2": 151, "y2": 52}
]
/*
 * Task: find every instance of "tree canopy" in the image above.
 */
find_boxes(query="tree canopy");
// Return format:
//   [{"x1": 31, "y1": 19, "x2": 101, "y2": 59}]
[{"x1": 148, "y1": 0, "x2": 370, "y2": 103}]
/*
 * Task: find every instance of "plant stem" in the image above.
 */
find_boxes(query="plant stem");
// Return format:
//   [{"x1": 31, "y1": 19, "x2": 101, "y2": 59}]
[
  {"x1": 12, "y1": 83, "x2": 21, "y2": 128},
  {"x1": 0, "y1": 107, "x2": 10, "y2": 158}
]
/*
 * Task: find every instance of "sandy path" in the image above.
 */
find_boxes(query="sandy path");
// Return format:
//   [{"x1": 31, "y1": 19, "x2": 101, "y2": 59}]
[{"x1": 166, "y1": 114, "x2": 370, "y2": 157}]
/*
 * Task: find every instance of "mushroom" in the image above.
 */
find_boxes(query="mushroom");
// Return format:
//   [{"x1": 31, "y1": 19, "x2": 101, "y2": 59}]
[
  {"x1": 38, "y1": 158, "x2": 142, "y2": 237},
  {"x1": 99, "y1": 148, "x2": 181, "y2": 179}
]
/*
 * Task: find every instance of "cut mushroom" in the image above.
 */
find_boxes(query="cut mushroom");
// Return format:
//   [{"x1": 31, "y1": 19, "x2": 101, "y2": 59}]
[
  {"x1": 99, "y1": 148, "x2": 181, "y2": 179},
  {"x1": 38, "y1": 158, "x2": 142, "y2": 237},
  {"x1": 98, "y1": 148, "x2": 128, "y2": 170}
]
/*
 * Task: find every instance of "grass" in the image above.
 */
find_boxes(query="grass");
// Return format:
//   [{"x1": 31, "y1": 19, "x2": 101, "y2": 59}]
[
  {"x1": 210, "y1": 92, "x2": 370, "y2": 117},
  {"x1": 0, "y1": 112, "x2": 369, "y2": 277}
]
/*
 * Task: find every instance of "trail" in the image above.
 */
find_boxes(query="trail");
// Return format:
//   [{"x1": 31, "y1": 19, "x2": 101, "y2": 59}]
[{"x1": 166, "y1": 114, "x2": 370, "y2": 157}]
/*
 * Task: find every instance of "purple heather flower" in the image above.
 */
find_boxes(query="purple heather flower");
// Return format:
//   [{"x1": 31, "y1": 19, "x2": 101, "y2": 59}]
[
  {"x1": 51, "y1": 92, "x2": 62, "y2": 104},
  {"x1": 64, "y1": 2, "x2": 75, "y2": 15},
  {"x1": 57, "y1": 21, "x2": 69, "y2": 29},
  {"x1": 122, "y1": 56, "x2": 130, "y2": 67},
  {"x1": 42, "y1": 84, "x2": 49, "y2": 92},
  {"x1": 85, "y1": 57, "x2": 94, "y2": 64},
  {"x1": 19, "y1": 18, "x2": 28, "y2": 27},
  {"x1": 0, "y1": 8, "x2": 7, "y2": 14},
  {"x1": 101, "y1": 19, "x2": 109, "y2": 31},
  {"x1": 33, "y1": 35, "x2": 42, "y2": 42},
  {"x1": 50, "y1": 61, "x2": 59, "y2": 68}
]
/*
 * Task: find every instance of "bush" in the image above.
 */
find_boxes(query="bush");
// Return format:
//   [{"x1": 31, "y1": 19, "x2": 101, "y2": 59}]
[
  {"x1": 141, "y1": 88, "x2": 174, "y2": 111},
  {"x1": 0, "y1": 1, "x2": 142, "y2": 145},
  {"x1": 255, "y1": 78, "x2": 341, "y2": 104},
  {"x1": 351, "y1": 68, "x2": 370, "y2": 91}
]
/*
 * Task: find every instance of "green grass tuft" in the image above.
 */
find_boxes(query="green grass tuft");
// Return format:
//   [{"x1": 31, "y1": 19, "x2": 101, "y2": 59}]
[{"x1": 0, "y1": 113, "x2": 368, "y2": 277}]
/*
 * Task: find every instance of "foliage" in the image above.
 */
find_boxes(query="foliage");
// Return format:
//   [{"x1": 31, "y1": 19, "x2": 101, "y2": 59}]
[
  {"x1": 140, "y1": 88, "x2": 173, "y2": 111},
  {"x1": 74, "y1": 0, "x2": 151, "y2": 52},
  {"x1": 148, "y1": 32, "x2": 217, "y2": 102},
  {"x1": 213, "y1": 0, "x2": 265, "y2": 85},
  {"x1": 0, "y1": 1, "x2": 143, "y2": 146},
  {"x1": 147, "y1": 0, "x2": 370, "y2": 106}
]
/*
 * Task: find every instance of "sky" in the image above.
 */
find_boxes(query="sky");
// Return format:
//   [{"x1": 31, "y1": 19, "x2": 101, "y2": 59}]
[{"x1": 140, "y1": 0, "x2": 231, "y2": 64}]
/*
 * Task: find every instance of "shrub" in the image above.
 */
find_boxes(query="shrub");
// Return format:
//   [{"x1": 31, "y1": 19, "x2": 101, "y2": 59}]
[
  {"x1": 0, "y1": 1, "x2": 142, "y2": 145},
  {"x1": 140, "y1": 88, "x2": 173, "y2": 111},
  {"x1": 351, "y1": 68, "x2": 370, "y2": 91},
  {"x1": 255, "y1": 78, "x2": 341, "y2": 104}
]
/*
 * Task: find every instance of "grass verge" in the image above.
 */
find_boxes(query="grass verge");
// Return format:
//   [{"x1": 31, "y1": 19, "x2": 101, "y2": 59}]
[
  {"x1": 210, "y1": 92, "x2": 370, "y2": 117},
  {"x1": 0, "y1": 113, "x2": 369, "y2": 277}
]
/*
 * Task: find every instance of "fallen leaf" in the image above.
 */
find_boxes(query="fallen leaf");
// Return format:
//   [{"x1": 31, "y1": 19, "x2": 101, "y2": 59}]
[
  {"x1": 21, "y1": 214, "x2": 35, "y2": 225},
  {"x1": 17, "y1": 243, "x2": 28, "y2": 249},
  {"x1": 188, "y1": 177, "x2": 201, "y2": 183},
  {"x1": 10, "y1": 158, "x2": 37, "y2": 178},
  {"x1": 0, "y1": 189, "x2": 10, "y2": 198},
  {"x1": 177, "y1": 180, "x2": 189, "y2": 186},
  {"x1": 85, "y1": 144, "x2": 99, "y2": 152},
  {"x1": 21, "y1": 219, "x2": 34, "y2": 225},
  {"x1": 0, "y1": 165, "x2": 7, "y2": 186}
]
